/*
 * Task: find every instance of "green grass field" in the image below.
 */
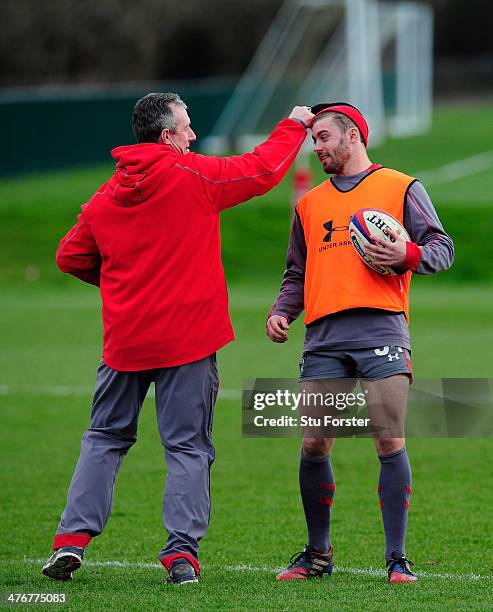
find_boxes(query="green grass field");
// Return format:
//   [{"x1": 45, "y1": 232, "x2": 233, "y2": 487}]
[{"x1": 1, "y1": 103, "x2": 493, "y2": 609}]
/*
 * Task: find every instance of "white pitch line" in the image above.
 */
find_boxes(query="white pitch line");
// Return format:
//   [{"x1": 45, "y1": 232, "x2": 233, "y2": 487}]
[
  {"x1": 227, "y1": 564, "x2": 489, "y2": 582},
  {"x1": 0, "y1": 385, "x2": 241, "y2": 400},
  {"x1": 415, "y1": 150, "x2": 493, "y2": 187},
  {"x1": 13, "y1": 559, "x2": 492, "y2": 583}
]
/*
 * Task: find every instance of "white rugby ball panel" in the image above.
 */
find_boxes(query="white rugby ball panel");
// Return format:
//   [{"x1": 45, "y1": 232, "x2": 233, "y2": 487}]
[{"x1": 349, "y1": 208, "x2": 410, "y2": 276}]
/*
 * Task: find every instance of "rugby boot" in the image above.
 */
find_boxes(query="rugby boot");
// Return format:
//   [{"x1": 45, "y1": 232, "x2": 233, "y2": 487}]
[
  {"x1": 276, "y1": 545, "x2": 333, "y2": 581},
  {"x1": 387, "y1": 550, "x2": 417, "y2": 583}
]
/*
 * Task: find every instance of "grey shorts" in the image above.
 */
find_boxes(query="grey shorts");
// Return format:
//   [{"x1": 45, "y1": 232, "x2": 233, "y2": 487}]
[{"x1": 299, "y1": 346, "x2": 412, "y2": 381}]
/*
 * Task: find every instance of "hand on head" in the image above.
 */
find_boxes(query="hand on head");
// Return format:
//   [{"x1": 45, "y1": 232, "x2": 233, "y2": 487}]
[{"x1": 289, "y1": 106, "x2": 315, "y2": 129}]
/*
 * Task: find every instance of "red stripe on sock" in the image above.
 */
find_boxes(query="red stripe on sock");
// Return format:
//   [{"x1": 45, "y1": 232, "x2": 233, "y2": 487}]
[
  {"x1": 406, "y1": 485, "x2": 412, "y2": 495},
  {"x1": 405, "y1": 500, "x2": 410, "y2": 509},
  {"x1": 320, "y1": 483, "x2": 336, "y2": 491},
  {"x1": 377, "y1": 484, "x2": 382, "y2": 493},
  {"x1": 53, "y1": 534, "x2": 92, "y2": 550},
  {"x1": 159, "y1": 552, "x2": 200, "y2": 574},
  {"x1": 319, "y1": 496, "x2": 333, "y2": 506},
  {"x1": 380, "y1": 499, "x2": 384, "y2": 509}
]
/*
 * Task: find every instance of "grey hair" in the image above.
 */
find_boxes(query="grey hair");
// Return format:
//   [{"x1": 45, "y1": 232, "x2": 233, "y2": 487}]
[
  {"x1": 132, "y1": 92, "x2": 187, "y2": 143},
  {"x1": 313, "y1": 110, "x2": 364, "y2": 144}
]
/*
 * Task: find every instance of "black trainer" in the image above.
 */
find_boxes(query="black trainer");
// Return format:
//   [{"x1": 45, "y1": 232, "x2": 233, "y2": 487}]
[
  {"x1": 166, "y1": 559, "x2": 199, "y2": 585},
  {"x1": 387, "y1": 550, "x2": 417, "y2": 583},
  {"x1": 276, "y1": 545, "x2": 334, "y2": 581},
  {"x1": 42, "y1": 546, "x2": 84, "y2": 581}
]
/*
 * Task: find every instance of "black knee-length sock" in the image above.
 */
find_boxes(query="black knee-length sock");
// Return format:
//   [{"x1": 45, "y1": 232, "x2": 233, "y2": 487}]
[
  {"x1": 377, "y1": 447, "x2": 412, "y2": 560},
  {"x1": 299, "y1": 451, "x2": 335, "y2": 553}
]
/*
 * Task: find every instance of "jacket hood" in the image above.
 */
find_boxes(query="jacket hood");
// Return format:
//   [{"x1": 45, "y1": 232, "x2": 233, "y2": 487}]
[{"x1": 109, "y1": 143, "x2": 180, "y2": 206}]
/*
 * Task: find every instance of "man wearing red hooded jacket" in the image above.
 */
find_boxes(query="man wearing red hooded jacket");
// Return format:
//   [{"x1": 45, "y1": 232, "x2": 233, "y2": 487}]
[{"x1": 42, "y1": 93, "x2": 314, "y2": 585}]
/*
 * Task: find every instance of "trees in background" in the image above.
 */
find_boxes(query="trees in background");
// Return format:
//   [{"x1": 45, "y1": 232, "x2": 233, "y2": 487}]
[{"x1": 1, "y1": 0, "x2": 492, "y2": 87}]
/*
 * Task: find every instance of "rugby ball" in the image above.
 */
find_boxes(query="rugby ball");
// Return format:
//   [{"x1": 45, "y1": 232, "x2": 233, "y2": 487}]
[{"x1": 349, "y1": 208, "x2": 410, "y2": 276}]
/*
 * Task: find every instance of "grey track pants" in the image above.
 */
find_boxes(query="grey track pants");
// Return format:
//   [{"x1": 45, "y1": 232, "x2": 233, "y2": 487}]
[{"x1": 55, "y1": 354, "x2": 219, "y2": 561}]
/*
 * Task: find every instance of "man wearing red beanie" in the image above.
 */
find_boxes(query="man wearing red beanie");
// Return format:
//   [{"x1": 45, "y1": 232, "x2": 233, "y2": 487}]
[
  {"x1": 42, "y1": 92, "x2": 314, "y2": 585},
  {"x1": 267, "y1": 102, "x2": 454, "y2": 583}
]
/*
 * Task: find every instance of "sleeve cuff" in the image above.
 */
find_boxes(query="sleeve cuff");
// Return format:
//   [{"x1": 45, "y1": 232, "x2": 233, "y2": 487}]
[
  {"x1": 266, "y1": 310, "x2": 291, "y2": 324},
  {"x1": 400, "y1": 241, "x2": 422, "y2": 272},
  {"x1": 289, "y1": 118, "x2": 307, "y2": 129}
]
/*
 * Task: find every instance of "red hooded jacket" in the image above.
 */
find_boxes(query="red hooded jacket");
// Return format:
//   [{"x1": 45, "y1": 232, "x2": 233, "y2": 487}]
[{"x1": 56, "y1": 118, "x2": 306, "y2": 371}]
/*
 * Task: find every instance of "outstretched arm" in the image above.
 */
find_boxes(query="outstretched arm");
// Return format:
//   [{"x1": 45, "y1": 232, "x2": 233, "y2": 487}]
[{"x1": 182, "y1": 107, "x2": 314, "y2": 212}]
